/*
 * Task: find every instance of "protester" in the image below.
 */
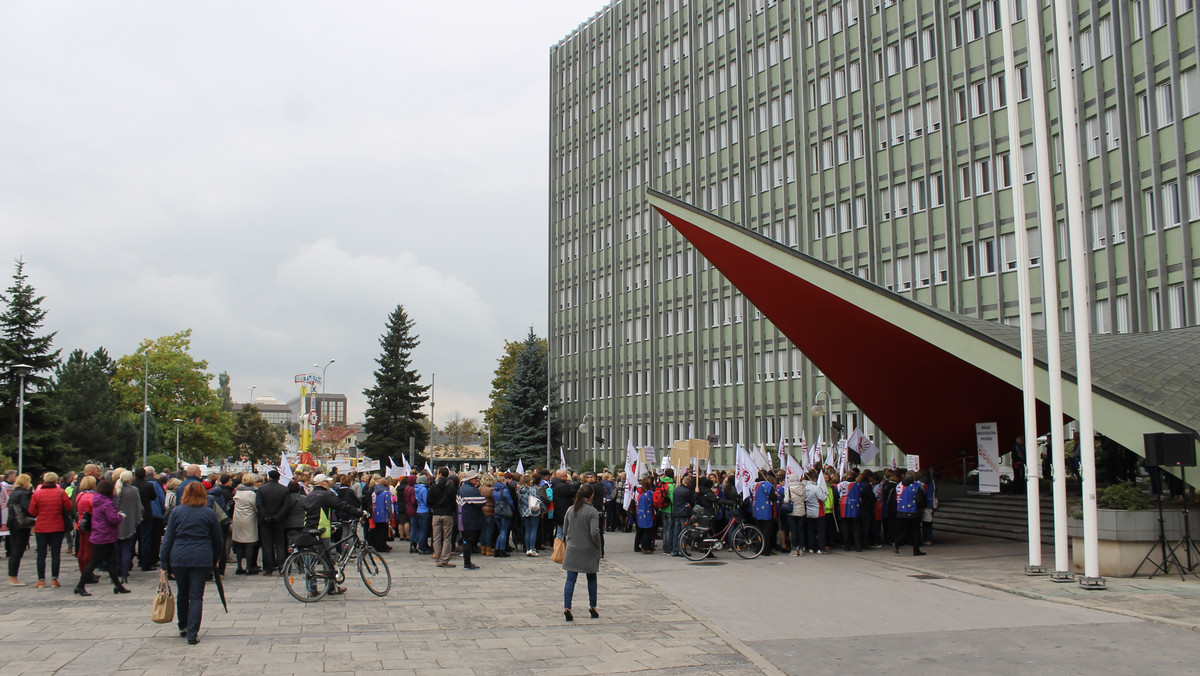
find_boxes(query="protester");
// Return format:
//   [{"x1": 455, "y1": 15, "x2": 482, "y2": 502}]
[
  {"x1": 112, "y1": 470, "x2": 142, "y2": 584},
  {"x1": 893, "y1": 471, "x2": 927, "y2": 556},
  {"x1": 303, "y1": 474, "x2": 365, "y2": 595},
  {"x1": 231, "y1": 474, "x2": 260, "y2": 575},
  {"x1": 256, "y1": 470, "x2": 289, "y2": 576},
  {"x1": 74, "y1": 479, "x2": 129, "y2": 596},
  {"x1": 635, "y1": 477, "x2": 656, "y2": 554},
  {"x1": 370, "y1": 479, "x2": 393, "y2": 553},
  {"x1": 74, "y1": 476, "x2": 98, "y2": 577},
  {"x1": 27, "y1": 472, "x2": 74, "y2": 588},
  {"x1": 428, "y1": 468, "x2": 457, "y2": 568},
  {"x1": 457, "y1": 470, "x2": 485, "y2": 570},
  {"x1": 492, "y1": 474, "x2": 514, "y2": 557},
  {"x1": 412, "y1": 474, "x2": 431, "y2": 555},
  {"x1": 561, "y1": 483, "x2": 601, "y2": 622},
  {"x1": 517, "y1": 475, "x2": 541, "y2": 556},
  {"x1": 6, "y1": 474, "x2": 34, "y2": 586},
  {"x1": 785, "y1": 473, "x2": 806, "y2": 556},
  {"x1": 160, "y1": 481, "x2": 224, "y2": 645}
]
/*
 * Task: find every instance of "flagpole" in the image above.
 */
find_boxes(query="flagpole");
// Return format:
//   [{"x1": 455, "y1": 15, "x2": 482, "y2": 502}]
[{"x1": 1000, "y1": 0, "x2": 1044, "y2": 576}]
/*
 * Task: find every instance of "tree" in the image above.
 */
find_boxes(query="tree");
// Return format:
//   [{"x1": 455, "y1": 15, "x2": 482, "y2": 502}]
[
  {"x1": 217, "y1": 372, "x2": 233, "y2": 412},
  {"x1": 482, "y1": 340, "x2": 523, "y2": 442},
  {"x1": 492, "y1": 329, "x2": 559, "y2": 469},
  {"x1": 112, "y1": 330, "x2": 233, "y2": 464},
  {"x1": 442, "y1": 413, "x2": 479, "y2": 453},
  {"x1": 51, "y1": 348, "x2": 125, "y2": 468},
  {"x1": 231, "y1": 404, "x2": 285, "y2": 464},
  {"x1": 0, "y1": 258, "x2": 65, "y2": 475},
  {"x1": 361, "y1": 305, "x2": 431, "y2": 465}
]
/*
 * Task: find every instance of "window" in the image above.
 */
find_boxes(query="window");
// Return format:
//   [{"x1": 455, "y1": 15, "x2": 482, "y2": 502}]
[
  {"x1": 962, "y1": 242, "x2": 977, "y2": 277},
  {"x1": 887, "y1": 44, "x2": 901, "y2": 75},
  {"x1": 976, "y1": 157, "x2": 992, "y2": 194},
  {"x1": 923, "y1": 28, "x2": 936, "y2": 61},
  {"x1": 956, "y1": 88, "x2": 969, "y2": 122},
  {"x1": 931, "y1": 173, "x2": 945, "y2": 206},
  {"x1": 1189, "y1": 174, "x2": 1200, "y2": 221},
  {"x1": 834, "y1": 69, "x2": 847, "y2": 98},
  {"x1": 1144, "y1": 188, "x2": 1157, "y2": 233},
  {"x1": 1150, "y1": 288, "x2": 1163, "y2": 330},
  {"x1": 980, "y1": 238, "x2": 997, "y2": 275},
  {"x1": 1022, "y1": 144, "x2": 1036, "y2": 182},
  {"x1": 855, "y1": 196, "x2": 867, "y2": 229},
  {"x1": 849, "y1": 62, "x2": 862, "y2": 91},
  {"x1": 1111, "y1": 198, "x2": 1127, "y2": 243},
  {"x1": 973, "y1": 81, "x2": 988, "y2": 117},
  {"x1": 1116, "y1": 294, "x2": 1131, "y2": 333},
  {"x1": 905, "y1": 36, "x2": 918, "y2": 68},
  {"x1": 852, "y1": 126, "x2": 865, "y2": 158},
  {"x1": 967, "y1": 6, "x2": 983, "y2": 41},
  {"x1": 1085, "y1": 117, "x2": 1100, "y2": 159},
  {"x1": 1027, "y1": 228, "x2": 1042, "y2": 266},
  {"x1": 912, "y1": 178, "x2": 927, "y2": 212},
  {"x1": 1080, "y1": 29, "x2": 1094, "y2": 70},
  {"x1": 1099, "y1": 17, "x2": 1114, "y2": 58},
  {"x1": 1090, "y1": 205, "x2": 1107, "y2": 249},
  {"x1": 934, "y1": 248, "x2": 949, "y2": 283},
  {"x1": 1183, "y1": 69, "x2": 1200, "y2": 117},
  {"x1": 895, "y1": 256, "x2": 911, "y2": 290},
  {"x1": 950, "y1": 15, "x2": 963, "y2": 47},
  {"x1": 926, "y1": 98, "x2": 942, "y2": 131},
  {"x1": 1132, "y1": 0, "x2": 1145, "y2": 39},
  {"x1": 915, "y1": 252, "x2": 930, "y2": 287},
  {"x1": 891, "y1": 111, "x2": 905, "y2": 144},
  {"x1": 1139, "y1": 94, "x2": 1151, "y2": 135},
  {"x1": 960, "y1": 165, "x2": 973, "y2": 199},
  {"x1": 1169, "y1": 283, "x2": 1186, "y2": 328},
  {"x1": 993, "y1": 73, "x2": 1006, "y2": 108},
  {"x1": 1158, "y1": 82, "x2": 1175, "y2": 127},
  {"x1": 836, "y1": 132, "x2": 849, "y2": 164},
  {"x1": 1094, "y1": 298, "x2": 1112, "y2": 334},
  {"x1": 839, "y1": 200, "x2": 852, "y2": 232},
  {"x1": 1151, "y1": 0, "x2": 1168, "y2": 29},
  {"x1": 998, "y1": 152, "x2": 1011, "y2": 188},
  {"x1": 1104, "y1": 107, "x2": 1120, "y2": 150},
  {"x1": 1163, "y1": 181, "x2": 1181, "y2": 227},
  {"x1": 832, "y1": 5, "x2": 844, "y2": 33},
  {"x1": 1001, "y1": 232, "x2": 1018, "y2": 270},
  {"x1": 1018, "y1": 65, "x2": 1030, "y2": 100}
]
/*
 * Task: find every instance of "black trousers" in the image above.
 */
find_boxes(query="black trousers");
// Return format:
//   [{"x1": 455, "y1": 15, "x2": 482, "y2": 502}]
[
  {"x1": 77, "y1": 541, "x2": 121, "y2": 590},
  {"x1": 7, "y1": 528, "x2": 31, "y2": 578},
  {"x1": 461, "y1": 530, "x2": 480, "y2": 567},
  {"x1": 260, "y1": 521, "x2": 286, "y2": 573},
  {"x1": 896, "y1": 517, "x2": 922, "y2": 553},
  {"x1": 174, "y1": 566, "x2": 208, "y2": 639},
  {"x1": 758, "y1": 518, "x2": 777, "y2": 553}
]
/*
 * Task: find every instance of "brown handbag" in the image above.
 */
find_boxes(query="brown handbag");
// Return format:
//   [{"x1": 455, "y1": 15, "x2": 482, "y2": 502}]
[
  {"x1": 551, "y1": 537, "x2": 566, "y2": 564},
  {"x1": 151, "y1": 570, "x2": 175, "y2": 624}
]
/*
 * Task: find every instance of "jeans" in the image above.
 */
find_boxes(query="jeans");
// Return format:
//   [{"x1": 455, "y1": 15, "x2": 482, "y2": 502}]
[
  {"x1": 413, "y1": 512, "x2": 431, "y2": 551},
  {"x1": 787, "y1": 515, "x2": 806, "y2": 552},
  {"x1": 173, "y1": 566, "x2": 208, "y2": 640},
  {"x1": 661, "y1": 514, "x2": 678, "y2": 554},
  {"x1": 494, "y1": 516, "x2": 511, "y2": 551},
  {"x1": 117, "y1": 537, "x2": 135, "y2": 577},
  {"x1": 481, "y1": 517, "x2": 494, "y2": 552},
  {"x1": 431, "y1": 515, "x2": 455, "y2": 565},
  {"x1": 563, "y1": 571, "x2": 597, "y2": 610},
  {"x1": 806, "y1": 517, "x2": 826, "y2": 552},
  {"x1": 523, "y1": 516, "x2": 540, "y2": 552},
  {"x1": 555, "y1": 522, "x2": 564, "y2": 540},
  {"x1": 35, "y1": 531, "x2": 65, "y2": 581}
]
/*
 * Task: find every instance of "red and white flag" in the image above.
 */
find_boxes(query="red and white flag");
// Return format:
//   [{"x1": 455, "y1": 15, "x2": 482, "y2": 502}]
[
  {"x1": 776, "y1": 436, "x2": 787, "y2": 469},
  {"x1": 845, "y1": 427, "x2": 882, "y2": 465},
  {"x1": 622, "y1": 440, "x2": 638, "y2": 510}
]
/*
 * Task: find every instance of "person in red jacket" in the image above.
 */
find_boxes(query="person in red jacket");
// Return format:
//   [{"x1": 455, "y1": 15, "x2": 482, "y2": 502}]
[{"x1": 27, "y1": 472, "x2": 75, "y2": 588}]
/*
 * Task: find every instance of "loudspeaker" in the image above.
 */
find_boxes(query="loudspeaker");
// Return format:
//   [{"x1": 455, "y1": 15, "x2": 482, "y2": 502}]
[{"x1": 1144, "y1": 433, "x2": 1197, "y2": 467}]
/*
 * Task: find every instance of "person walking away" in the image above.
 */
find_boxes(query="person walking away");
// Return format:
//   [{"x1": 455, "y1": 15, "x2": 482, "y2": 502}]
[
  {"x1": 478, "y1": 474, "x2": 496, "y2": 557},
  {"x1": 838, "y1": 472, "x2": 864, "y2": 552},
  {"x1": 283, "y1": 480, "x2": 306, "y2": 546},
  {"x1": 750, "y1": 471, "x2": 777, "y2": 555},
  {"x1": 231, "y1": 474, "x2": 260, "y2": 574},
  {"x1": 27, "y1": 472, "x2": 74, "y2": 588},
  {"x1": 112, "y1": 471, "x2": 142, "y2": 584},
  {"x1": 255, "y1": 470, "x2": 289, "y2": 576},
  {"x1": 893, "y1": 472, "x2": 927, "y2": 556},
  {"x1": 654, "y1": 470, "x2": 677, "y2": 556},
  {"x1": 803, "y1": 470, "x2": 828, "y2": 554},
  {"x1": 918, "y1": 469, "x2": 937, "y2": 545},
  {"x1": 492, "y1": 475, "x2": 514, "y2": 557},
  {"x1": 7, "y1": 474, "x2": 34, "y2": 586},
  {"x1": 74, "y1": 476, "x2": 98, "y2": 581},
  {"x1": 785, "y1": 474, "x2": 807, "y2": 556},
  {"x1": 428, "y1": 468, "x2": 458, "y2": 567},
  {"x1": 74, "y1": 479, "x2": 129, "y2": 595},
  {"x1": 133, "y1": 468, "x2": 157, "y2": 571},
  {"x1": 561, "y1": 483, "x2": 602, "y2": 622},
  {"x1": 371, "y1": 480, "x2": 393, "y2": 552},
  {"x1": 160, "y1": 481, "x2": 223, "y2": 645},
  {"x1": 456, "y1": 471, "x2": 485, "y2": 570}
]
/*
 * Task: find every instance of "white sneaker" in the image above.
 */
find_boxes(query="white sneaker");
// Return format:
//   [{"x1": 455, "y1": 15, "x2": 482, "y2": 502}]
[{"x1": 531, "y1": 550, "x2": 540, "y2": 557}]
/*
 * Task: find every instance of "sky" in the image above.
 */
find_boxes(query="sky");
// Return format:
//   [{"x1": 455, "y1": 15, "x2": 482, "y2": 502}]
[{"x1": 0, "y1": 0, "x2": 610, "y2": 427}]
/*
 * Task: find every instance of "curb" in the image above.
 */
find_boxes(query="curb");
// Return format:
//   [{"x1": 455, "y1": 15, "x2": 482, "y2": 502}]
[{"x1": 608, "y1": 559, "x2": 786, "y2": 676}]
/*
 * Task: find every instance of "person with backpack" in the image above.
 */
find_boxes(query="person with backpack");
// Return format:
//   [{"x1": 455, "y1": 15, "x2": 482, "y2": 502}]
[
  {"x1": 653, "y1": 470, "x2": 676, "y2": 556},
  {"x1": 517, "y1": 474, "x2": 542, "y2": 556},
  {"x1": 412, "y1": 474, "x2": 431, "y2": 555},
  {"x1": 893, "y1": 471, "x2": 927, "y2": 556}
]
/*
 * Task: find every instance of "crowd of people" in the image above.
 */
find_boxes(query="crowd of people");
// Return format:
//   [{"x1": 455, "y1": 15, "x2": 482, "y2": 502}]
[{"x1": 2, "y1": 459, "x2": 937, "y2": 635}]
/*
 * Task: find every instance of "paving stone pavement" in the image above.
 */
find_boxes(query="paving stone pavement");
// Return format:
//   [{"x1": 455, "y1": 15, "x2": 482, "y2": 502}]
[{"x1": 0, "y1": 542, "x2": 770, "y2": 676}]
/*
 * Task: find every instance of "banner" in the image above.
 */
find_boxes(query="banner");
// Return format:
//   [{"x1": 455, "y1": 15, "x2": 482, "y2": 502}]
[
  {"x1": 845, "y1": 428, "x2": 882, "y2": 465},
  {"x1": 906, "y1": 454, "x2": 920, "y2": 472},
  {"x1": 516, "y1": 459, "x2": 524, "y2": 475},
  {"x1": 643, "y1": 446, "x2": 657, "y2": 467},
  {"x1": 559, "y1": 448, "x2": 568, "y2": 471},
  {"x1": 278, "y1": 452, "x2": 294, "y2": 485},
  {"x1": 975, "y1": 422, "x2": 1001, "y2": 493},
  {"x1": 622, "y1": 441, "x2": 638, "y2": 510}
]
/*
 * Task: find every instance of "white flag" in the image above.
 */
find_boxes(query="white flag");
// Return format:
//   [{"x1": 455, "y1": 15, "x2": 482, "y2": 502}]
[
  {"x1": 816, "y1": 466, "x2": 827, "y2": 493},
  {"x1": 385, "y1": 457, "x2": 404, "y2": 479},
  {"x1": 705, "y1": 458, "x2": 711, "y2": 477},
  {"x1": 622, "y1": 442, "x2": 638, "y2": 510},
  {"x1": 401, "y1": 455, "x2": 412, "y2": 475},
  {"x1": 753, "y1": 444, "x2": 772, "y2": 471},
  {"x1": 824, "y1": 441, "x2": 837, "y2": 469},
  {"x1": 845, "y1": 427, "x2": 882, "y2": 465},
  {"x1": 424, "y1": 462, "x2": 431, "y2": 475},
  {"x1": 516, "y1": 459, "x2": 525, "y2": 475},
  {"x1": 278, "y1": 451, "x2": 294, "y2": 484},
  {"x1": 559, "y1": 448, "x2": 567, "y2": 471},
  {"x1": 776, "y1": 436, "x2": 787, "y2": 469},
  {"x1": 811, "y1": 431, "x2": 824, "y2": 468},
  {"x1": 785, "y1": 453, "x2": 804, "y2": 483}
]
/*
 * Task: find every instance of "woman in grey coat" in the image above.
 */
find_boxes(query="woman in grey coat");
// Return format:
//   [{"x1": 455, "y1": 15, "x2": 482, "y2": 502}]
[
  {"x1": 561, "y1": 483, "x2": 601, "y2": 622},
  {"x1": 112, "y1": 470, "x2": 143, "y2": 583}
]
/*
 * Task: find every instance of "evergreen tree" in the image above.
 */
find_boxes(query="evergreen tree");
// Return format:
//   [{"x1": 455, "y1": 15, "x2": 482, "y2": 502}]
[
  {"x1": 492, "y1": 329, "x2": 559, "y2": 470},
  {"x1": 0, "y1": 258, "x2": 65, "y2": 475},
  {"x1": 51, "y1": 347, "x2": 124, "y2": 467},
  {"x1": 231, "y1": 404, "x2": 285, "y2": 464},
  {"x1": 361, "y1": 305, "x2": 430, "y2": 464},
  {"x1": 217, "y1": 372, "x2": 234, "y2": 412}
]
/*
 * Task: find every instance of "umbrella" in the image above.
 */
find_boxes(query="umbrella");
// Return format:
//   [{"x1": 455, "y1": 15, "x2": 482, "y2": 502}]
[{"x1": 213, "y1": 570, "x2": 228, "y2": 613}]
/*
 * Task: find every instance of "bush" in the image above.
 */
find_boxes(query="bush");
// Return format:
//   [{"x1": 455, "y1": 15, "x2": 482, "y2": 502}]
[
  {"x1": 145, "y1": 453, "x2": 177, "y2": 474},
  {"x1": 1097, "y1": 482, "x2": 1152, "y2": 511}
]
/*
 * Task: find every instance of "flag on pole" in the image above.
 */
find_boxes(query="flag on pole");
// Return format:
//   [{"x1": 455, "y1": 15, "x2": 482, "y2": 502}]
[
  {"x1": 816, "y1": 465, "x2": 827, "y2": 493},
  {"x1": 424, "y1": 462, "x2": 431, "y2": 475},
  {"x1": 278, "y1": 451, "x2": 294, "y2": 484},
  {"x1": 559, "y1": 448, "x2": 567, "y2": 471},
  {"x1": 845, "y1": 427, "x2": 882, "y2": 465},
  {"x1": 811, "y1": 431, "x2": 823, "y2": 468},
  {"x1": 516, "y1": 458, "x2": 525, "y2": 475},
  {"x1": 705, "y1": 457, "x2": 712, "y2": 477},
  {"x1": 785, "y1": 453, "x2": 804, "y2": 483},
  {"x1": 752, "y1": 444, "x2": 772, "y2": 471},
  {"x1": 401, "y1": 455, "x2": 412, "y2": 475},
  {"x1": 890, "y1": 456, "x2": 897, "y2": 471},
  {"x1": 824, "y1": 441, "x2": 837, "y2": 470},
  {"x1": 622, "y1": 441, "x2": 638, "y2": 510},
  {"x1": 690, "y1": 456, "x2": 699, "y2": 477},
  {"x1": 776, "y1": 436, "x2": 787, "y2": 469},
  {"x1": 838, "y1": 442, "x2": 849, "y2": 476}
]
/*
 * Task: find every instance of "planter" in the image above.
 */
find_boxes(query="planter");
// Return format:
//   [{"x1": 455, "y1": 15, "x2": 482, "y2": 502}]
[{"x1": 1068, "y1": 507, "x2": 1200, "y2": 576}]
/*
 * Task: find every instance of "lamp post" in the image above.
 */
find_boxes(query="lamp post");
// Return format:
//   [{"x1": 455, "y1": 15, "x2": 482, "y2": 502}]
[
  {"x1": 173, "y1": 418, "x2": 184, "y2": 471},
  {"x1": 810, "y1": 389, "x2": 832, "y2": 465},
  {"x1": 543, "y1": 403, "x2": 551, "y2": 468},
  {"x1": 579, "y1": 413, "x2": 595, "y2": 471},
  {"x1": 142, "y1": 353, "x2": 150, "y2": 468},
  {"x1": 315, "y1": 359, "x2": 334, "y2": 463},
  {"x1": 11, "y1": 363, "x2": 33, "y2": 475},
  {"x1": 249, "y1": 386, "x2": 255, "y2": 405}
]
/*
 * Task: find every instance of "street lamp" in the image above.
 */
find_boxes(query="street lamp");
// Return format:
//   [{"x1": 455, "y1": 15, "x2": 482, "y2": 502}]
[
  {"x1": 10, "y1": 363, "x2": 33, "y2": 475},
  {"x1": 810, "y1": 389, "x2": 832, "y2": 464},
  {"x1": 543, "y1": 403, "x2": 551, "y2": 468},
  {"x1": 579, "y1": 413, "x2": 596, "y2": 472},
  {"x1": 142, "y1": 353, "x2": 150, "y2": 468},
  {"x1": 315, "y1": 359, "x2": 335, "y2": 463},
  {"x1": 248, "y1": 386, "x2": 255, "y2": 405},
  {"x1": 173, "y1": 418, "x2": 184, "y2": 471}
]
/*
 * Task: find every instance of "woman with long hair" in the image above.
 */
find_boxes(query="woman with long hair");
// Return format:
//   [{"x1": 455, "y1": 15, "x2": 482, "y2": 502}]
[
  {"x1": 561, "y1": 483, "x2": 602, "y2": 622},
  {"x1": 161, "y1": 481, "x2": 224, "y2": 644},
  {"x1": 516, "y1": 475, "x2": 540, "y2": 556},
  {"x1": 74, "y1": 479, "x2": 128, "y2": 595},
  {"x1": 7, "y1": 474, "x2": 34, "y2": 586}
]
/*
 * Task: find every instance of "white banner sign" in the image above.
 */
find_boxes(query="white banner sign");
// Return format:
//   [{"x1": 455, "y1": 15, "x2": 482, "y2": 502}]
[
  {"x1": 905, "y1": 454, "x2": 920, "y2": 472},
  {"x1": 976, "y1": 422, "x2": 1001, "y2": 493}
]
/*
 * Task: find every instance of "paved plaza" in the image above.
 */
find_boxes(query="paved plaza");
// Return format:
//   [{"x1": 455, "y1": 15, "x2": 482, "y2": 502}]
[{"x1": 1, "y1": 531, "x2": 1198, "y2": 675}]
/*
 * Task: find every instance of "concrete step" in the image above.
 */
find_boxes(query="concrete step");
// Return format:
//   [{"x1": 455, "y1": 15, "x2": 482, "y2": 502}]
[{"x1": 934, "y1": 494, "x2": 1059, "y2": 545}]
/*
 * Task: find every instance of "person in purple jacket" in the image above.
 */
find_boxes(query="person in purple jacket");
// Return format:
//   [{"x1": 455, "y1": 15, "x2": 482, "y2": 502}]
[{"x1": 74, "y1": 479, "x2": 129, "y2": 596}]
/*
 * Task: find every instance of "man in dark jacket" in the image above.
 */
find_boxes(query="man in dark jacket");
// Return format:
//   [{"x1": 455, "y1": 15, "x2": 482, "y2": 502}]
[
  {"x1": 428, "y1": 468, "x2": 459, "y2": 568},
  {"x1": 302, "y1": 474, "x2": 365, "y2": 595},
  {"x1": 255, "y1": 470, "x2": 290, "y2": 576},
  {"x1": 550, "y1": 470, "x2": 578, "y2": 540},
  {"x1": 456, "y1": 471, "x2": 486, "y2": 570},
  {"x1": 133, "y1": 468, "x2": 158, "y2": 571}
]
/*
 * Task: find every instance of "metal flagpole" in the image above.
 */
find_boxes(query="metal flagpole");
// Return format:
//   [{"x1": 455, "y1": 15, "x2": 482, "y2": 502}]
[
  {"x1": 1024, "y1": 0, "x2": 1071, "y2": 582},
  {"x1": 1051, "y1": 0, "x2": 1103, "y2": 589},
  {"x1": 1001, "y1": 0, "x2": 1044, "y2": 575}
]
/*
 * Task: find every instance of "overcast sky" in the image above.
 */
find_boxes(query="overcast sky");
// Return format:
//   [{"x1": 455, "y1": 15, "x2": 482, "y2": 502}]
[{"x1": 1, "y1": 0, "x2": 609, "y2": 427}]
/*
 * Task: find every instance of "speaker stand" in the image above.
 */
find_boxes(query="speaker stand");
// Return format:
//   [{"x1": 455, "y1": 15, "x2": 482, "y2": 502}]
[
  {"x1": 1132, "y1": 491, "x2": 1186, "y2": 581},
  {"x1": 1168, "y1": 466, "x2": 1200, "y2": 574}
]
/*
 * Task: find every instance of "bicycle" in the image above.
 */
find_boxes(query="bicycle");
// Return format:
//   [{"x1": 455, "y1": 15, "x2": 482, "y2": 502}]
[
  {"x1": 282, "y1": 515, "x2": 392, "y2": 602},
  {"x1": 678, "y1": 511, "x2": 764, "y2": 561}
]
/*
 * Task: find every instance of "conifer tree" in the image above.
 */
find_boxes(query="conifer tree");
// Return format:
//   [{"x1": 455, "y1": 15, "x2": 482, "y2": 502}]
[
  {"x1": 51, "y1": 347, "x2": 123, "y2": 467},
  {"x1": 492, "y1": 329, "x2": 559, "y2": 469},
  {"x1": 361, "y1": 305, "x2": 430, "y2": 464}
]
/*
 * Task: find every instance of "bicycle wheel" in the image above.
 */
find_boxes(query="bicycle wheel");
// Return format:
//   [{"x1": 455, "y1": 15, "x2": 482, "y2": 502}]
[
  {"x1": 679, "y1": 528, "x2": 712, "y2": 561},
  {"x1": 732, "y1": 524, "x2": 765, "y2": 559},
  {"x1": 357, "y1": 548, "x2": 392, "y2": 597},
  {"x1": 282, "y1": 550, "x2": 333, "y2": 602}
]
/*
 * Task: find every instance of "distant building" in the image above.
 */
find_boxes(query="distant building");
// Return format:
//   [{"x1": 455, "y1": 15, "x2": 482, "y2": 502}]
[
  {"x1": 287, "y1": 393, "x2": 348, "y2": 428},
  {"x1": 232, "y1": 397, "x2": 292, "y2": 427}
]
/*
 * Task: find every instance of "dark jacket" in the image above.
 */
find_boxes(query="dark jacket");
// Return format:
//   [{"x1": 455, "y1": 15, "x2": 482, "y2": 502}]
[
  {"x1": 403, "y1": 477, "x2": 417, "y2": 517},
  {"x1": 336, "y1": 485, "x2": 361, "y2": 511},
  {"x1": 7, "y1": 486, "x2": 32, "y2": 531},
  {"x1": 303, "y1": 485, "x2": 363, "y2": 531},
  {"x1": 175, "y1": 476, "x2": 202, "y2": 502},
  {"x1": 207, "y1": 484, "x2": 229, "y2": 513},
  {"x1": 284, "y1": 491, "x2": 306, "y2": 529},
  {"x1": 160, "y1": 503, "x2": 223, "y2": 569},
  {"x1": 671, "y1": 484, "x2": 695, "y2": 518},
  {"x1": 550, "y1": 478, "x2": 578, "y2": 525},
  {"x1": 256, "y1": 479, "x2": 291, "y2": 523},
  {"x1": 457, "y1": 482, "x2": 486, "y2": 531},
  {"x1": 428, "y1": 477, "x2": 458, "y2": 516},
  {"x1": 134, "y1": 478, "x2": 156, "y2": 516}
]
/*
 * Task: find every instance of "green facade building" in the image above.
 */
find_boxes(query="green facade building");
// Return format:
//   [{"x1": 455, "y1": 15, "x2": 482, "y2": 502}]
[{"x1": 549, "y1": 0, "x2": 1200, "y2": 468}]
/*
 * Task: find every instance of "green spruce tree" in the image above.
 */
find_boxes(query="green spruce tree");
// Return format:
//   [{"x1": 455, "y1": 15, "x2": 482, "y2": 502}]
[
  {"x1": 51, "y1": 347, "x2": 124, "y2": 467},
  {"x1": 493, "y1": 329, "x2": 559, "y2": 470},
  {"x1": 0, "y1": 258, "x2": 65, "y2": 475},
  {"x1": 361, "y1": 305, "x2": 430, "y2": 465}
]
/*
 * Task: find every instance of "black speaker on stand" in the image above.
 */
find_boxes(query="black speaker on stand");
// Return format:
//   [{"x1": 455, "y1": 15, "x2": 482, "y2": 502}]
[{"x1": 1135, "y1": 433, "x2": 1198, "y2": 579}]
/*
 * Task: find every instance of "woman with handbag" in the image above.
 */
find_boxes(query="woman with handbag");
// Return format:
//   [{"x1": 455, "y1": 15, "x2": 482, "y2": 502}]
[
  {"x1": 560, "y1": 483, "x2": 601, "y2": 622},
  {"x1": 27, "y1": 471, "x2": 74, "y2": 588},
  {"x1": 74, "y1": 476, "x2": 98, "y2": 580},
  {"x1": 6, "y1": 474, "x2": 34, "y2": 586},
  {"x1": 160, "y1": 481, "x2": 223, "y2": 645}
]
